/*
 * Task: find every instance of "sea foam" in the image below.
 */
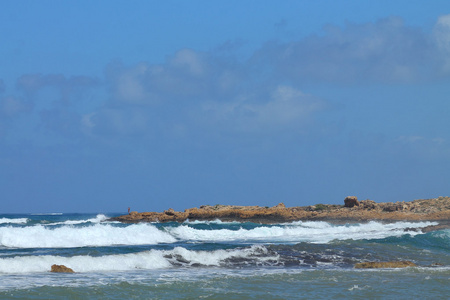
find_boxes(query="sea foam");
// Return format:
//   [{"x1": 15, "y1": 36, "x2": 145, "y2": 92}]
[
  {"x1": 48, "y1": 214, "x2": 109, "y2": 226},
  {"x1": 0, "y1": 245, "x2": 276, "y2": 274},
  {"x1": 0, "y1": 223, "x2": 176, "y2": 248},
  {"x1": 0, "y1": 220, "x2": 437, "y2": 248},
  {"x1": 168, "y1": 221, "x2": 437, "y2": 243},
  {"x1": 0, "y1": 218, "x2": 29, "y2": 225}
]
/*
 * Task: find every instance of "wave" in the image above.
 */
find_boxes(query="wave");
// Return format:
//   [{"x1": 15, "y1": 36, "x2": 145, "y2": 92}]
[
  {"x1": 168, "y1": 221, "x2": 437, "y2": 244},
  {"x1": 183, "y1": 219, "x2": 242, "y2": 225},
  {"x1": 0, "y1": 223, "x2": 176, "y2": 248},
  {"x1": 0, "y1": 245, "x2": 277, "y2": 274},
  {"x1": 0, "y1": 218, "x2": 29, "y2": 225},
  {"x1": 47, "y1": 214, "x2": 109, "y2": 226},
  {"x1": 30, "y1": 213, "x2": 63, "y2": 216},
  {"x1": 0, "y1": 221, "x2": 438, "y2": 248}
]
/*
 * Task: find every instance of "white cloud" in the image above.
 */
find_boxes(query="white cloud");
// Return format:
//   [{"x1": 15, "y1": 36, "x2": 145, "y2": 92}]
[
  {"x1": 114, "y1": 63, "x2": 148, "y2": 103},
  {"x1": 169, "y1": 48, "x2": 206, "y2": 76},
  {"x1": 395, "y1": 135, "x2": 450, "y2": 160},
  {"x1": 397, "y1": 135, "x2": 424, "y2": 143},
  {"x1": 432, "y1": 137, "x2": 446, "y2": 145},
  {"x1": 6, "y1": 15, "x2": 450, "y2": 143},
  {"x1": 254, "y1": 16, "x2": 444, "y2": 84},
  {"x1": 202, "y1": 85, "x2": 325, "y2": 132},
  {"x1": 434, "y1": 14, "x2": 450, "y2": 72}
]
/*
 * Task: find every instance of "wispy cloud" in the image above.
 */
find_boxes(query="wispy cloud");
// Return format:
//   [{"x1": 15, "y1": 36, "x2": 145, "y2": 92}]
[
  {"x1": 254, "y1": 16, "x2": 450, "y2": 84},
  {"x1": 434, "y1": 14, "x2": 450, "y2": 72},
  {"x1": 2, "y1": 15, "x2": 450, "y2": 144},
  {"x1": 201, "y1": 85, "x2": 326, "y2": 133}
]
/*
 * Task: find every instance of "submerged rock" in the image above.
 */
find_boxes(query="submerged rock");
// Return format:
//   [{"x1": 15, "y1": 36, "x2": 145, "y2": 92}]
[
  {"x1": 354, "y1": 261, "x2": 417, "y2": 269},
  {"x1": 51, "y1": 264, "x2": 74, "y2": 273}
]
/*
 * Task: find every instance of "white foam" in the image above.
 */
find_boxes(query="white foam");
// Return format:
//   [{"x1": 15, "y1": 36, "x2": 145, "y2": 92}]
[
  {"x1": 0, "y1": 218, "x2": 29, "y2": 225},
  {"x1": 0, "y1": 223, "x2": 176, "y2": 248},
  {"x1": 0, "y1": 221, "x2": 438, "y2": 248},
  {"x1": 183, "y1": 219, "x2": 241, "y2": 225},
  {"x1": 0, "y1": 245, "x2": 276, "y2": 274},
  {"x1": 168, "y1": 221, "x2": 438, "y2": 243},
  {"x1": 0, "y1": 251, "x2": 170, "y2": 273},
  {"x1": 30, "y1": 213, "x2": 63, "y2": 216},
  {"x1": 48, "y1": 214, "x2": 108, "y2": 226}
]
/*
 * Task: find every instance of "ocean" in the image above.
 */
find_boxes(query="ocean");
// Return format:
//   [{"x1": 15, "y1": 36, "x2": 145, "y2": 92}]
[{"x1": 0, "y1": 213, "x2": 448, "y2": 299}]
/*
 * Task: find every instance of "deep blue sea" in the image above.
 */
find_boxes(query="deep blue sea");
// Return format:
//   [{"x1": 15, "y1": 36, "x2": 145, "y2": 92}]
[{"x1": 0, "y1": 213, "x2": 448, "y2": 299}]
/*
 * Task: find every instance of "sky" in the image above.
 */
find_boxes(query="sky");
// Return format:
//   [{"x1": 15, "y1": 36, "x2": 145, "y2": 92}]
[{"x1": 1, "y1": 1, "x2": 450, "y2": 213}]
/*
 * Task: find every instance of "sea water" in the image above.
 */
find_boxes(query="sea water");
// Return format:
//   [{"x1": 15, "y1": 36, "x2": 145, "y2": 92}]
[{"x1": 0, "y1": 213, "x2": 448, "y2": 299}]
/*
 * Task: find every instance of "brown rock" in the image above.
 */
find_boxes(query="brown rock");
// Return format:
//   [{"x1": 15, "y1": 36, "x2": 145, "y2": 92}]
[
  {"x1": 164, "y1": 208, "x2": 175, "y2": 216},
  {"x1": 359, "y1": 200, "x2": 377, "y2": 210},
  {"x1": 354, "y1": 261, "x2": 417, "y2": 269},
  {"x1": 51, "y1": 264, "x2": 74, "y2": 273},
  {"x1": 107, "y1": 196, "x2": 450, "y2": 225},
  {"x1": 344, "y1": 196, "x2": 359, "y2": 208}
]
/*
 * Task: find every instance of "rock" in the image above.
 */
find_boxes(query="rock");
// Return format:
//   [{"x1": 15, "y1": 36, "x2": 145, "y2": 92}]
[
  {"x1": 359, "y1": 200, "x2": 377, "y2": 210},
  {"x1": 274, "y1": 203, "x2": 286, "y2": 208},
  {"x1": 107, "y1": 196, "x2": 450, "y2": 224},
  {"x1": 51, "y1": 264, "x2": 74, "y2": 273},
  {"x1": 344, "y1": 196, "x2": 359, "y2": 208},
  {"x1": 354, "y1": 261, "x2": 416, "y2": 269},
  {"x1": 382, "y1": 202, "x2": 408, "y2": 212},
  {"x1": 165, "y1": 208, "x2": 175, "y2": 216}
]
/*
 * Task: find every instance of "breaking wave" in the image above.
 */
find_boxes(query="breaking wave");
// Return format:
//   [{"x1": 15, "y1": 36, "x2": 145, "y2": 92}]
[
  {"x1": 0, "y1": 223, "x2": 176, "y2": 248},
  {"x1": 0, "y1": 245, "x2": 277, "y2": 274},
  {"x1": 47, "y1": 214, "x2": 109, "y2": 226},
  {"x1": 0, "y1": 219, "x2": 437, "y2": 249},
  {"x1": 167, "y1": 221, "x2": 437, "y2": 244},
  {"x1": 0, "y1": 218, "x2": 29, "y2": 225}
]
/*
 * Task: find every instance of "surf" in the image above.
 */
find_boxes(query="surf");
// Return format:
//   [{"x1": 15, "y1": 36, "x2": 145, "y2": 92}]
[
  {"x1": 167, "y1": 221, "x2": 438, "y2": 244},
  {"x1": 0, "y1": 220, "x2": 438, "y2": 248},
  {"x1": 0, "y1": 245, "x2": 277, "y2": 274},
  {"x1": 0, "y1": 218, "x2": 29, "y2": 225},
  {"x1": 0, "y1": 223, "x2": 176, "y2": 248}
]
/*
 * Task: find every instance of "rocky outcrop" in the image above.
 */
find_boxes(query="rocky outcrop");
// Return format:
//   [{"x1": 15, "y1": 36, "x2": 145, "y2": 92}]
[
  {"x1": 108, "y1": 197, "x2": 450, "y2": 227},
  {"x1": 344, "y1": 196, "x2": 359, "y2": 208},
  {"x1": 51, "y1": 264, "x2": 74, "y2": 273},
  {"x1": 354, "y1": 261, "x2": 417, "y2": 269},
  {"x1": 164, "y1": 208, "x2": 176, "y2": 216}
]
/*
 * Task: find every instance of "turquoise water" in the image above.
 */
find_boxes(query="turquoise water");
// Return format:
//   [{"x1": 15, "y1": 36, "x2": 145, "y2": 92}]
[{"x1": 0, "y1": 213, "x2": 448, "y2": 299}]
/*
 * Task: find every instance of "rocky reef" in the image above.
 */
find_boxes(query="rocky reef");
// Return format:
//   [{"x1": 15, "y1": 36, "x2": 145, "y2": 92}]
[{"x1": 109, "y1": 196, "x2": 450, "y2": 229}]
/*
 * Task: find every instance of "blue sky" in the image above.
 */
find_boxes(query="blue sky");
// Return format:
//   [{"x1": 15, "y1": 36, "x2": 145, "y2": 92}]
[{"x1": 1, "y1": 1, "x2": 450, "y2": 213}]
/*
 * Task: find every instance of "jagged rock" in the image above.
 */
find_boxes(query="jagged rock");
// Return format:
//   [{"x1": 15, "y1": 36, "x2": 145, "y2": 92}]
[
  {"x1": 359, "y1": 200, "x2": 377, "y2": 210},
  {"x1": 354, "y1": 261, "x2": 416, "y2": 269},
  {"x1": 165, "y1": 208, "x2": 175, "y2": 216},
  {"x1": 107, "y1": 197, "x2": 450, "y2": 225},
  {"x1": 51, "y1": 264, "x2": 74, "y2": 273},
  {"x1": 344, "y1": 196, "x2": 359, "y2": 208},
  {"x1": 382, "y1": 202, "x2": 408, "y2": 212},
  {"x1": 274, "y1": 203, "x2": 286, "y2": 208}
]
